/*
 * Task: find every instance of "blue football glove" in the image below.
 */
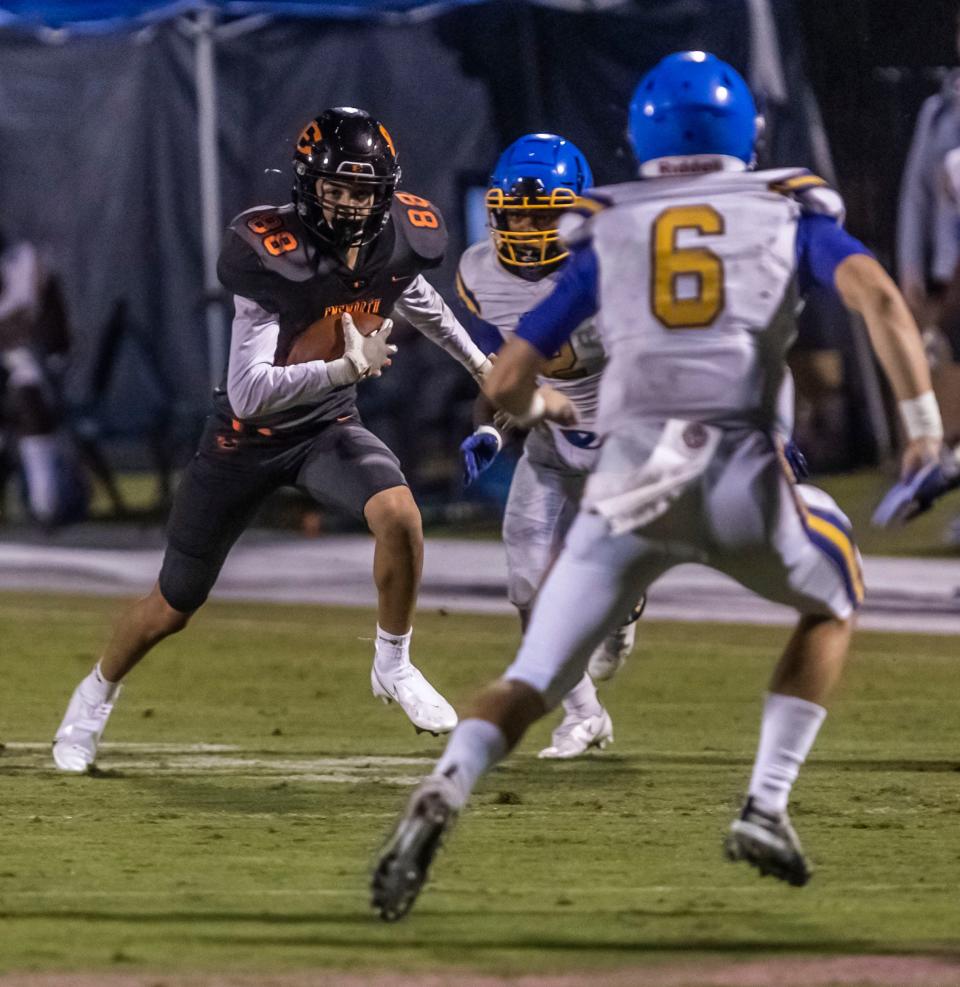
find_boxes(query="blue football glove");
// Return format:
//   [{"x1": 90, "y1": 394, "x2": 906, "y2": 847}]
[
  {"x1": 872, "y1": 454, "x2": 960, "y2": 527},
  {"x1": 783, "y1": 439, "x2": 809, "y2": 481},
  {"x1": 460, "y1": 425, "x2": 503, "y2": 487}
]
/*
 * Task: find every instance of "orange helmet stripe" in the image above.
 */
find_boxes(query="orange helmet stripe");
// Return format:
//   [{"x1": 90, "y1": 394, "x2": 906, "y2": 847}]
[{"x1": 378, "y1": 124, "x2": 396, "y2": 158}]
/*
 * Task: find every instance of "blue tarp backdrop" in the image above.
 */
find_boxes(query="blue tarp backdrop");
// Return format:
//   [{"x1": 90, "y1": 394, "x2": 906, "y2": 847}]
[{"x1": 0, "y1": 0, "x2": 491, "y2": 31}]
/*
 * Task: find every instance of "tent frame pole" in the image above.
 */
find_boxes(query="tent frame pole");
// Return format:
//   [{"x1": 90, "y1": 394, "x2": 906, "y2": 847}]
[{"x1": 193, "y1": 6, "x2": 227, "y2": 388}]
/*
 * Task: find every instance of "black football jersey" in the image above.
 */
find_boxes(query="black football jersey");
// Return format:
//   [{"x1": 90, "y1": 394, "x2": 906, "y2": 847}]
[{"x1": 215, "y1": 192, "x2": 447, "y2": 430}]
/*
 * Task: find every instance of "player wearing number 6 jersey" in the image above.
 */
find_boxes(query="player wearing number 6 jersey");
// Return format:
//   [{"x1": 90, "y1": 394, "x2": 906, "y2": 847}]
[
  {"x1": 52, "y1": 107, "x2": 495, "y2": 773},
  {"x1": 456, "y1": 134, "x2": 644, "y2": 759},
  {"x1": 373, "y1": 52, "x2": 943, "y2": 919}
]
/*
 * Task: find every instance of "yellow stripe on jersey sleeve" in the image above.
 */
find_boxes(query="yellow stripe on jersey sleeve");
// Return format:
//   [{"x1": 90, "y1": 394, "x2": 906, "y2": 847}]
[
  {"x1": 455, "y1": 269, "x2": 481, "y2": 317},
  {"x1": 573, "y1": 195, "x2": 607, "y2": 215},
  {"x1": 769, "y1": 172, "x2": 829, "y2": 196}
]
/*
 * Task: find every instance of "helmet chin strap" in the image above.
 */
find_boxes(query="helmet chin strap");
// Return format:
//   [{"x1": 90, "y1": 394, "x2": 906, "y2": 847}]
[{"x1": 639, "y1": 154, "x2": 748, "y2": 178}]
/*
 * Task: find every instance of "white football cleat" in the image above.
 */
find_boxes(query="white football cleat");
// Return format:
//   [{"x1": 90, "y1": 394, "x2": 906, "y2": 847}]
[
  {"x1": 587, "y1": 596, "x2": 645, "y2": 682},
  {"x1": 538, "y1": 708, "x2": 613, "y2": 759},
  {"x1": 371, "y1": 662, "x2": 458, "y2": 735},
  {"x1": 587, "y1": 622, "x2": 636, "y2": 682},
  {"x1": 52, "y1": 679, "x2": 122, "y2": 773}
]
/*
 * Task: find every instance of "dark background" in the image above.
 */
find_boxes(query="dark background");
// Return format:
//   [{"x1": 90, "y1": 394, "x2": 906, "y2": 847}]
[
  {"x1": 799, "y1": 0, "x2": 957, "y2": 268},
  {"x1": 0, "y1": 0, "x2": 955, "y2": 515}
]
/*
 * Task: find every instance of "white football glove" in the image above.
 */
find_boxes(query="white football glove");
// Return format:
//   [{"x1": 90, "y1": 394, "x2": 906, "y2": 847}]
[{"x1": 328, "y1": 314, "x2": 397, "y2": 386}]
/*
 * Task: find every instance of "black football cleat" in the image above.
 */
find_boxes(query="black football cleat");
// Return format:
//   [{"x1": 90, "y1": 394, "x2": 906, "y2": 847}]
[
  {"x1": 724, "y1": 796, "x2": 812, "y2": 887},
  {"x1": 371, "y1": 776, "x2": 458, "y2": 921}
]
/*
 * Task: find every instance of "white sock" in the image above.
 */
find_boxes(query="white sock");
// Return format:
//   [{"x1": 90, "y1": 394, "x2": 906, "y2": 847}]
[
  {"x1": 19, "y1": 434, "x2": 58, "y2": 522},
  {"x1": 433, "y1": 718, "x2": 508, "y2": 809},
  {"x1": 747, "y1": 692, "x2": 827, "y2": 814},
  {"x1": 561, "y1": 673, "x2": 603, "y2": 719},
  {"x1": 374, "y1": 624, "x2": 412, "y2": 673},
  {"x1": 80, "y1": 662, "x2": 120, "y2": 703}
]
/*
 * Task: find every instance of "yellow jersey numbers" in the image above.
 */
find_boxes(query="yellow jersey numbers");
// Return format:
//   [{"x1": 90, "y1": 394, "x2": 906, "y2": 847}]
[
  {"x1": 651, "y1": 205, "x2": 725, "y2": 329},
  {"x1": 543, "y1": 340, "x2": 585, "y2": 380}
]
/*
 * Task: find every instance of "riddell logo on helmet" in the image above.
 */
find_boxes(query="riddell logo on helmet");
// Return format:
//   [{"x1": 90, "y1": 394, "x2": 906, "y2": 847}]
[{"x1": 657, "y1": 157, "x2": 725, "y2": 175}]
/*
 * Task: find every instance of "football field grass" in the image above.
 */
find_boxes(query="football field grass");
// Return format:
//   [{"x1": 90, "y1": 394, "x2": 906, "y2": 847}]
[{"x1": 1, "y1": 591, "x2": 958, "y2": 983}]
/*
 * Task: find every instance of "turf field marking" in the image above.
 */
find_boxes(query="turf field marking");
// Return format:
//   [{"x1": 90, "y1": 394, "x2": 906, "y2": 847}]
[
  {"x1": 0, "y1": 745, "x2": 436, "y2": 785},
  {"x1": 3, "y1": 742, "x2": 240, "y2": 753}
]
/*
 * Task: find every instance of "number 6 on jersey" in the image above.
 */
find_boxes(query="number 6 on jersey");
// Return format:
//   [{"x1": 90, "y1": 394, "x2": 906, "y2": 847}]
[{"x1": 651, "y1": 204, "x2": 725, "y2": 329}]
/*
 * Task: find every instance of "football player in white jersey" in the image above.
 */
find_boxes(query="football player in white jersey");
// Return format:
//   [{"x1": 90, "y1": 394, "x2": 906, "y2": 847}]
[
  {"x1": 456, "y1": 134, "x2": 644, "y2": 758},
  {"x1": 371, "y1": 51, "x2": 944, "y2": 920}
]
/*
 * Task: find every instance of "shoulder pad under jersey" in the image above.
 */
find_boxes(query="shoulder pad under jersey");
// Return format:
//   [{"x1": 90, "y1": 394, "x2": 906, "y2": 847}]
[
  {"x1": 558, "y1": 188, "x2": 617, "y2": 249},
  {"x1": 570, "y1": 189, "x2": 614, "y2": 218},
  {"x1": 390, "y1": 192, "x2": 447, "y2": 264},
  {"x1": 767, "y1": 168, "x2": 846, "y2": 224},
  {"x1": 224, "y1": 204, "x2": 316, "y2": 284}
]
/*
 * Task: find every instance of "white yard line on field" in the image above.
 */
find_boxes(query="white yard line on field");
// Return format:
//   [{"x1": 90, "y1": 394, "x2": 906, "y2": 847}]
[
  {"x1": 3, "y1": 742, "x2": 241, "y2": 753},
  {"x1": 0, "y1": 745, "x2": 438, "y2": 785}
]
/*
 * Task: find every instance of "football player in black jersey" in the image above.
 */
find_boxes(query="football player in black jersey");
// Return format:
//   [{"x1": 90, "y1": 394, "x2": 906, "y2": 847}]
[{"x1": 52, "y1": 107, "x2": 494, "y2": 772}]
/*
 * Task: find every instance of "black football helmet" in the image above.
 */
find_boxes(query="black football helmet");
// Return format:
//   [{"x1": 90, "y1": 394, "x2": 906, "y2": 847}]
[{"x1": 292, "y1": 107, "x2": 400, "y2": 248}]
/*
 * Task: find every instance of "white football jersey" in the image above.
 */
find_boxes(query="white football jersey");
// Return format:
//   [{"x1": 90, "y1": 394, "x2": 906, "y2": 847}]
[
  {"x1": 457, "y1": 239, "x2": 606, "y2": 427},
  {"x1": 561, "y1": 168, "x2": 837, "y2": 436}
]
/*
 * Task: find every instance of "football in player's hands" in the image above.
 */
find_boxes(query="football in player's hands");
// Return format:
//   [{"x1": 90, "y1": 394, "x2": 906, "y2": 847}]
[{"x1": 284, "y1": 310, "x2": 385, "y2": 366}]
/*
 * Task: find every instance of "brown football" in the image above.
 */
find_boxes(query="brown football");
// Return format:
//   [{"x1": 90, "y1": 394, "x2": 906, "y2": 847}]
[{"x1": 283, "y1": 311, "x2": 385, "y2": 366}]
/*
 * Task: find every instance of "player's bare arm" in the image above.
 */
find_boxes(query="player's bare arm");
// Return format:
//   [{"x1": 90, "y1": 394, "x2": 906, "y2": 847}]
[
  {"x1": 835, "y1": 252, "x2": 943, "y2": 475},
  {"x1": 482, "y1": 335, "x2": 578, "y2": 426},
  {"x1": 471, "y1": 387, "x2": 498, "y2": 428}
]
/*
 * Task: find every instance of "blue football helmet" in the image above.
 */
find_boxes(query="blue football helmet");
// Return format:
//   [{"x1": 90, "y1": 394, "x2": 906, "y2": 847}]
[
  {"x1": 628, "y1": 51, "x2": 757, "y2": 174},
  {"x1": 486, "y1": 133, "x2": 593, "y2": 277}
]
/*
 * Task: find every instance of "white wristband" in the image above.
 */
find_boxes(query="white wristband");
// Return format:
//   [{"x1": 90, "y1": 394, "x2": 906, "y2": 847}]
[
  {"x1": 899, "y1": 391, "x2": 943, "y2": 441},
  {"x1": 510, "y1": 391, "x2": 546, "y2": 429},
  {"x1": 474, "y1": 423, "x2": 503, "y2": 453}
]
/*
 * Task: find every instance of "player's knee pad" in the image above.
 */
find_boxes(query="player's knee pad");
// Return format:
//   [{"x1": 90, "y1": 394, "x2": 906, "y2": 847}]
[
  {"x1": 506, "y1": 572, "x2": 537, "y2": 613},
  {"x1": 503, "y1": 519, "x2": 554, "y2": 610},
  {"x1": 158, "y1": 544, "x2": 218, "y2": 615}
]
